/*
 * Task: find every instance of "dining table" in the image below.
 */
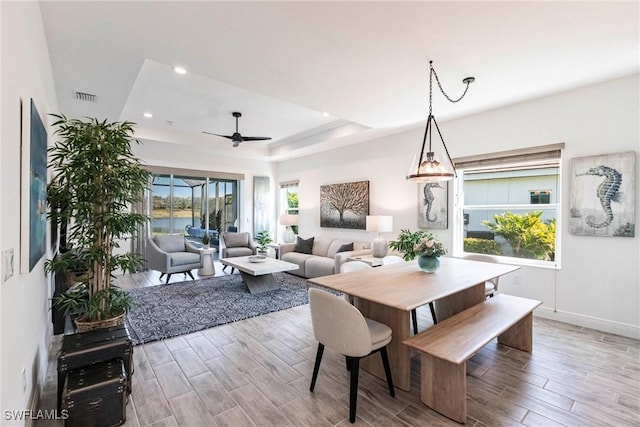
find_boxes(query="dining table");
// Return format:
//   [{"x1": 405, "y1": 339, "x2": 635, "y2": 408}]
[{"x1": 308, "y1": 256, "x2": 520, "y2": 391}]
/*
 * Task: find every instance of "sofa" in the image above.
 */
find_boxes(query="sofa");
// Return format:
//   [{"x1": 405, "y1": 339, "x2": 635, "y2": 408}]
[{"x1": 280, "y1": 236, "x2": 372, "y2": 278}]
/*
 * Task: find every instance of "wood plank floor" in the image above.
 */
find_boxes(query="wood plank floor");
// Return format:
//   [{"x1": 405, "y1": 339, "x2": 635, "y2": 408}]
[{"x1": 36, "y1": 263, "x2": 640, "y2": 426}]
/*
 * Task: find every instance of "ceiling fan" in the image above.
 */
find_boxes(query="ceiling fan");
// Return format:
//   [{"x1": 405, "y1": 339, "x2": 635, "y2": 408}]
[{"x1": 202, "y1": 112, "x2": 272, "y2": 147}]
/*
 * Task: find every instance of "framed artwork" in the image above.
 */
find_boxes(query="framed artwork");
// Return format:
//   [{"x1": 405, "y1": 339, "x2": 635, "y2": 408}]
[
  {"x1": 570, "y1": 151, "x2": 635, "y2": 237},
  {"x1": 253, "y1": 176, "x2": 271, "y2": 237},
  {"x1": 320, "y1": 180, "x2": 369, "y2": 229},
  {"x1": 20, "y1": 98, "x2": 48, "y2": 272},
  {"x1": 418, "y1": 181, "x2": 448, "y2": 229}
]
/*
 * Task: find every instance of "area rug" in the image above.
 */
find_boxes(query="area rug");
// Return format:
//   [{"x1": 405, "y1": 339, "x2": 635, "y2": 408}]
[{"x1": 124, "y1": 272, "x2": 328, "y2": 345}]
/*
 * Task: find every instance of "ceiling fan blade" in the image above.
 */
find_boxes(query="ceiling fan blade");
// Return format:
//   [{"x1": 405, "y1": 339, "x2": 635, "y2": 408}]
[
  {"x1": 240, "y1": 136, "x2": 272, "y2": 142},
  {"x1": 202, "y1": 131, "x2": 234, "y2": 139}
]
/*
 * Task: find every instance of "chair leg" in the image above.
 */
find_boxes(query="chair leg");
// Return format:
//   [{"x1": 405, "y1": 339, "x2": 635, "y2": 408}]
[
  {"x1": 159, "y1": 273, "x2": 165, "y2": 281},
  {"x1": 186, "y1": 271, "x2": 195, "y2": 280},
  {"x1": 379, "y1": 347, "x2": 395, "y2": 397},
  {"x1": 222, "y1": 265, "x2": 228, "y2": 271},
  {"x1": 348, "y1": 357, "x2": 360, "y2": 423},
  {"x1": 310, "y1": 343, "x2": 324, "y2": 392},
  {"x1": 411, "y1": 309, "x2": 418, "y2": 334},
  {"x1": 345, "y1": 356, "x2": 351, "y2": 371},
  {"x1": 429, "y1": 302, "x2": 438, "y2": 325},
  {"x1": 164, "y1": 273, "x2": 172, "y2": 284}
]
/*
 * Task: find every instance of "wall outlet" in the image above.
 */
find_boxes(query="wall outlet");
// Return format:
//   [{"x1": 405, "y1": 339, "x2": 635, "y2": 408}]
[
  {"x1": 513, "y1": 273, "x2": 522, "y2": 285},
  {"x1": 21, "y1": 366, "x2": 27, "y2": 394}
]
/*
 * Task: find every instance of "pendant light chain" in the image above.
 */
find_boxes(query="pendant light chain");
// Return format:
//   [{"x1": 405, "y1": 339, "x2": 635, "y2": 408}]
[{"x1": 430, "y1": 61, "x2": 473, "y2": 105}]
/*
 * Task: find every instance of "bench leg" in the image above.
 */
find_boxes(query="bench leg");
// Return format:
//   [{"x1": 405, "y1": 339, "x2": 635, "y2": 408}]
[
  {"x1": 498, "y1": 312, "x2": 533, "y2": 352},
  {"x1": 421, "y1": 354, "x2": 467, "y2": 424}
]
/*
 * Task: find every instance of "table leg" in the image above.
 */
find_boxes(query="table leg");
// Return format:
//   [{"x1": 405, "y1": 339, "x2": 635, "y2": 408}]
[
  {"x1": 239, "y1": 272, "x2": 280, "y2": 294},
  {"x1": 354, "y1": 298, "x2": 412, "y2": 391},
  {"x1": 433, "y1": 282, "x2": 485, "y2": 322}
]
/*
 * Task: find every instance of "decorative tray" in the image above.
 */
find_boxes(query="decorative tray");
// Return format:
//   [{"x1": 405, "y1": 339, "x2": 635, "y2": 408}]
[{"x1": 248, "y1": 255, "x2": 268, "y2": 263}]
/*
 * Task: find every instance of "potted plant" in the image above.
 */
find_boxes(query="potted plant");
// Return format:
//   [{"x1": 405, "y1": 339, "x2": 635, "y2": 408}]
[
  {"x1": 388, "y1": 229, "x2": 431, "y2": 261},
  {"x1": 201, "y1": 232, "x2": 211, "y2": 248},
  {"x1": 255, "y1": 230, "x2": 273, "y2": 254},
  {"x1": 45, "y1": 115, "x2": 150, "y2": 331}
]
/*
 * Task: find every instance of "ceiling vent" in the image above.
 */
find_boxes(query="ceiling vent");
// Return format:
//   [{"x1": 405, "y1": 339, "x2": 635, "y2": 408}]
[{"x1": 73, "y1": 91, "x2": 97, "y2": 103}]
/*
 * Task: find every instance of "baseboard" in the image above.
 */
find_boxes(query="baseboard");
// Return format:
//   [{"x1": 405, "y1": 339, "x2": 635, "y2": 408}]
[{"x1": 535, "y1": 306, "x2": 640, "y2": 339}]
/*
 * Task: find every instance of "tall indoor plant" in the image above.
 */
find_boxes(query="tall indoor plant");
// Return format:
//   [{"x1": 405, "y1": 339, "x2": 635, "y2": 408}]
[{"x1": 45, "y1": 115, "x2": 150, "y2": 329}]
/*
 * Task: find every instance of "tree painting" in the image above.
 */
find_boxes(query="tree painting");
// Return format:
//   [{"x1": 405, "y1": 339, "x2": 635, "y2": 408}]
[{"x1": 320, "y1": 181, "x2": 369, "y2": 229}]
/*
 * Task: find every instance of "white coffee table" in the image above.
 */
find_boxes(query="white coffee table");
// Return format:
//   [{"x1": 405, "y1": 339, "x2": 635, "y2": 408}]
[{"x1": 219, "y1": 255, "x2": 298, "y2": 294}]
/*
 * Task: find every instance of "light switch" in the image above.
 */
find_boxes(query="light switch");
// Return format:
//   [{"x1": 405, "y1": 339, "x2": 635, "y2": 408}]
[{"x1": 2, "y1": 248, "x2": 14, "y2": 283}]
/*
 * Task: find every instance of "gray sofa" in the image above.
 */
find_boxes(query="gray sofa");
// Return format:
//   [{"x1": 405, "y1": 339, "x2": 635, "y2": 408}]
[{"x1": 280, "y1": 237, "x2": 371, "y2": 278}]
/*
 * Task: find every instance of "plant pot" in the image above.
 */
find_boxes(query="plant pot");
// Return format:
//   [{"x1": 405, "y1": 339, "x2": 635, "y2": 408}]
[
  {"x1": 418, "y1": 255, "x2": 440, "y2": 273},
  {"x1": 74, "y1": 312, "x2": 125, "y2": 332}
]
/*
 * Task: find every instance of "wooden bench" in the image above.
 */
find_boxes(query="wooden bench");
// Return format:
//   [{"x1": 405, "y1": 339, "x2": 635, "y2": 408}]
[{"x1": 403, "y1": 293, "x2": 542, "y2": 423}]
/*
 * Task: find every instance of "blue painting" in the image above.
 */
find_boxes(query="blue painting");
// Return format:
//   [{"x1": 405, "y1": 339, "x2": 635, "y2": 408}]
[{"x1": 29, "y1": 99, "x2": 47, "y2": 271}]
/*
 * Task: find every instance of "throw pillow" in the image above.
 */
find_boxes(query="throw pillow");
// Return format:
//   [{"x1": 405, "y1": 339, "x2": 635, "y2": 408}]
[
  {"x1": 336, "y1": 242, "x2": 354, "y2": 254},
  {"x1": 295, "y1": 236, "x2": 314, "y2": 254}
]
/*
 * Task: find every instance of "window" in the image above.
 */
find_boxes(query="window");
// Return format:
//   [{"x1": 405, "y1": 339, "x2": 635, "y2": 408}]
[
  {"x1": 280, "y1": 180, "x2": 299, "y2": 235},
  {"x1": 453, "y1": 144, "x2": 563, "y2": 267},
  {"x1": 530, "y1": 190, "x2": 551, "y2": 204}
]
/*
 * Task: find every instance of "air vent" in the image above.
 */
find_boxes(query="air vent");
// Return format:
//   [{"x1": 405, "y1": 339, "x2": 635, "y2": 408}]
[{"x1": 73, "y1": 91, "x2": 97, "y2": 103}]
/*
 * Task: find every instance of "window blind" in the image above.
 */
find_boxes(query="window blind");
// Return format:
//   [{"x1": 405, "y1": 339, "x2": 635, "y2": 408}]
[{"x1": 453, "y1": 143, "x2": 564, "y2": 170}]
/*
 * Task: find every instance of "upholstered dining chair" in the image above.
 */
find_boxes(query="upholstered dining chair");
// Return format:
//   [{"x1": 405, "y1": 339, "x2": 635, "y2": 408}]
[
  {"x1": 219, "y1": 231, "x2": 258, "y2": 273},
  {"x1": 381, "y1": 255, "x2": 438, "y2": 334},
  {"x1": 308, "y1": 288, "x2": 395, "y2": 423},
  {"x1": 340, "y1": 260, "x2": 371, "y2": 273},
  {"x1": 463, "y1": 253, "x2": 500, "y2": 297},
  {"x1": 146, "y1": 234, "x2": 203, "y2": 283}
]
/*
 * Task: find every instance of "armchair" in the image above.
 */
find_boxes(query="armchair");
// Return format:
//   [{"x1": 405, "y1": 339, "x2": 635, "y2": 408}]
[
  {"x1": 219, "y1": 232, "x2": 257, "y2": 273},
  {"x1": 147, "y1": 234, "x2": 203, "y2": 283}
]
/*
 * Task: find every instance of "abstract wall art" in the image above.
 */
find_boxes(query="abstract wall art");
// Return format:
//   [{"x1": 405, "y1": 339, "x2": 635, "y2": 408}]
[
  {"x1": 418, "y1": 181, "x2": 448, "y2": 229},
  {"x1": 320, "y1": 180, "x2": 369, "y2": 229},
  {"x1": 570, "y1": 151, "x2": 635, "y2": 237},
  {"x1": 253, "y1": 176, "x2": 271, "y2": 237}
]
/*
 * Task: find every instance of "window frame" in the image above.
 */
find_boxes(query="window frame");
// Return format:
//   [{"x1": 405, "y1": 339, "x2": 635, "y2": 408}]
[{"x1": 452, "y1": 148, "x2": 563, "y2": 269}]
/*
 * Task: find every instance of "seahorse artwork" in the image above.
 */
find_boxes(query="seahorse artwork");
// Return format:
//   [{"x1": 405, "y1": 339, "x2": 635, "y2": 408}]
[
  {"x1": 423, "y1": 183, "x2": 443, "y2": 222},
  {"x1": 576, "y1": 165, "x2": 622, "y2": 228}
]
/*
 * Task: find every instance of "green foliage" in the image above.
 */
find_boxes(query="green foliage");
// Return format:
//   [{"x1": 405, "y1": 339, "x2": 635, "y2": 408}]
[
  {"x1": 255, "y1": 230, "x2": 273, "y2": 252},
  {"x1": 287, "y1": 192, "x2": 299, "y2": 210},
  {"x1": 53, "y1": 283, "x2": 132, "y2": 320},
  {"x1": 482, "y1": 211, "x2": 555, "y2": 261},
  {"x1": 46, "y1": 115, "x2": 150, "y2": 321},
  {"x1": 201, "y1": 233, "x2": 211, "y2": 245},
  {"x1": 388, "y1": 229, "x2": 432, "y2": 261},
  {"x1": 463, "y1": 238, "x2": 503, "y2": 255}
]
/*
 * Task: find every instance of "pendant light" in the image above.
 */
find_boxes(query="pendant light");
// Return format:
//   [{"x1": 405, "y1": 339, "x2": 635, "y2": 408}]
[{"x1": 407, "y1": 61, "x2": 475, "y2": 182}]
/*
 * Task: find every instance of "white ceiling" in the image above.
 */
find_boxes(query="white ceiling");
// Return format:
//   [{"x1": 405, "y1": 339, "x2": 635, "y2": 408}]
[{"x1": 40, "y1": 1, "x2": 639, "y2": 160}]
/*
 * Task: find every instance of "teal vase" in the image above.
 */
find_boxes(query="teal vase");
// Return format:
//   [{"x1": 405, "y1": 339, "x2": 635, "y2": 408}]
[{"x1": 418, "y1": 255, "x2": 440, "y2": 273}]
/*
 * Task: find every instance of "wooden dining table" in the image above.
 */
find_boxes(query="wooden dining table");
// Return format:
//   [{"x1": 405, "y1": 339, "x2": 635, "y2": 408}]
[{"x1": 308, "y1": 256, "x2": 520, "y2": 391}]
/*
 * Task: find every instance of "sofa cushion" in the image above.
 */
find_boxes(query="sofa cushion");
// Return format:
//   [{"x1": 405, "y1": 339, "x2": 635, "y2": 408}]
[
  {"x1": 305, "y1": 256, "x2": 336, "y2": 278},
  {"x1": 224, "y1": 232, "x2": 249, "y2": 248},
  {"x1": 170, "y1": 251, "x2": 200, "y2": 267},
  {"x1": 337, "y1": 242, "x2": 354, "y2": 254},
  {"x1": 311, "y1": 237, "x2": 334, "y2": 257},
  {"x1": 281, "y1": 252, "x2": 314, "y2": 277},
  {"x1": 154, "y1": 234, "x2": 185, "y2": 253},
  {"x1": 326, "y1": 240, "x2": 354, "y2": 258},
  {"x1": 294, "y1": 236, "x2": 314, "y2": 254}
]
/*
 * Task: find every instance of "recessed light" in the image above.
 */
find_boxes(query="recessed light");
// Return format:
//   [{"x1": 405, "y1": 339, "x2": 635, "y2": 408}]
[
  {"x1": 322, "y1": 112, "x2": 330, "y2": 117},
  {"x1": 173, "y1": 66, "x2": 187, "y2": 75},
  {"x1": 143, "y1": 112, "x2": 153, "y2": 118}
]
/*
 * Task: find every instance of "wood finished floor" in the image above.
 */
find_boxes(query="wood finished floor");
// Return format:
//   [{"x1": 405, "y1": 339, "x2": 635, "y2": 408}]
[{"x1": 36, "y1": 263, "x2": 640, "y2": 427}]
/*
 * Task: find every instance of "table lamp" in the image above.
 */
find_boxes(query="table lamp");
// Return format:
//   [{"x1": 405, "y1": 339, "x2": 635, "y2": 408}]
[
  {"x1": 366, "y1": 215, "x2": 393, "y2": 258},
  {"x1": 280, "y1": 214, "x2": 298, "y2": 243}
]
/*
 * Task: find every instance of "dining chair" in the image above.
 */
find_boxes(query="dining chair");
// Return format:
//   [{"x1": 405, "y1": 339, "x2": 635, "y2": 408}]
[
  {"x1": 381, "y1": 255, "x2": 438, "y2": 334},
  {"x1": 308, "y1": 288, "x2": 395, "y2": 423},
  {"x1": 463, "y1": 253, "x2": 500, "y2": 297},
  {"x1": 340, "y1": 260, "x2": 371, "y2": 273}
]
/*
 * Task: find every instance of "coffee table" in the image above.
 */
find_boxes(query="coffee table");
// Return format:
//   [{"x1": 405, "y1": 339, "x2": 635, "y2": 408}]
[{"x1": 219, "y1": 256, "x2": 298, "y2": 294}]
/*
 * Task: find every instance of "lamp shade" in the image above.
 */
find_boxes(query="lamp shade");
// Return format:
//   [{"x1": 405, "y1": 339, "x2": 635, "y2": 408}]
[
  {"x1": 366, "y1": 215, "x2": 393, "y2": 233},
  {"x1": 279, "y1": 214, "x2": 298, "y2": 226}
]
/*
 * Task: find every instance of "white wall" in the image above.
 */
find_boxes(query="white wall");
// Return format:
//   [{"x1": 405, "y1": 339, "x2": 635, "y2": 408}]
[
  {"x1": 1, "y1": 1, "x2": 59, "y2": 423},
  {"x1": 133, "y1": 140, "x2": 278, "y2": 237},
  {"x1": 277, "y1": 75, "x2": 640, "y2": 338}
]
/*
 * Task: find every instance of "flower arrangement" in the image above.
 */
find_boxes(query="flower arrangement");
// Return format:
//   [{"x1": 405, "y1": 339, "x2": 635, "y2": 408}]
[{"x1": 414, "y1": 233, "x2": 447, "y2": 258}]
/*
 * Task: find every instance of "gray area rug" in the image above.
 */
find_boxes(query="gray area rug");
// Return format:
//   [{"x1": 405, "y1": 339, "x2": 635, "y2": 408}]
[{"x1": 124, "y1": 272, "x2": 326, "y2": 345}]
